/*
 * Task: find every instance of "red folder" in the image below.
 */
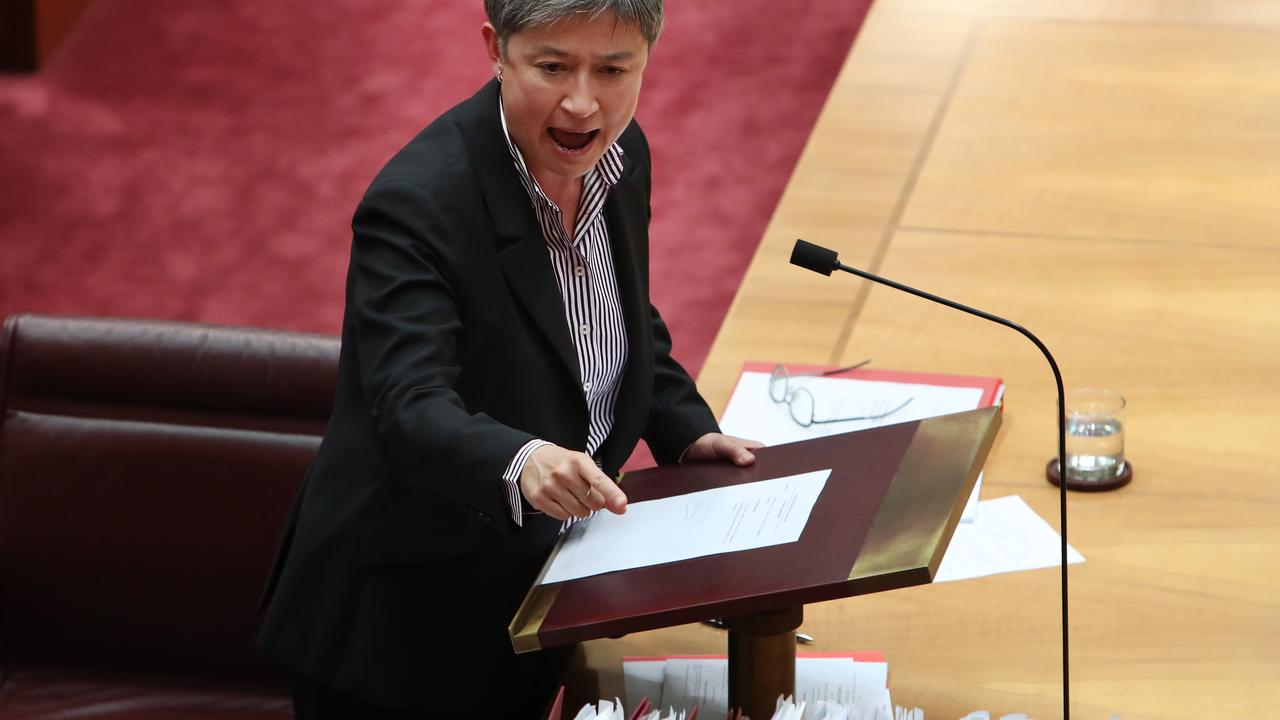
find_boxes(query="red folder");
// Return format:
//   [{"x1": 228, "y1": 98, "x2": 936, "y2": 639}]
[
  {"x1": 545, "y1": 685, "x2": 565, "y2": 720},
  {"x1": 730, "y1": 361, "x2": 1004, "y2": 413}
]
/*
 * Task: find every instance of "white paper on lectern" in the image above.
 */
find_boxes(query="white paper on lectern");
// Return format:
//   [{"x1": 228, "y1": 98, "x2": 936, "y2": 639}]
[
  {"x1": 934, "y1": 495, "x2": 1085, "y2": 582},
  {"x1": 541, "y1": 470, "x2": 830, "y2": 584}
]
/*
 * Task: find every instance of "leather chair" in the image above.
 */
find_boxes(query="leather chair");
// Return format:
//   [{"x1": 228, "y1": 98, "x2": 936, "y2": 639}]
[{"x1": 0, "y1": 314, "x2": 338, "y2": 718}]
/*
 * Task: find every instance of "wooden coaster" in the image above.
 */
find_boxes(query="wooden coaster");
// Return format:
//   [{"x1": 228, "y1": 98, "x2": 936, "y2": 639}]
[{"x1": 1046, "y1": 458, "x2": 1132, "y2": 492}]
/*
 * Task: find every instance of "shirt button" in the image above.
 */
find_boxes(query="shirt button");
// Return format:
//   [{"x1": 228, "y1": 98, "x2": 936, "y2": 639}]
[
  {"x1": 575, "y1": 266, "x2": 585, "y2": 277},
  {"x1": 580, "y1": 324, "x2": 589, "y2": 335},
  {"x1": 583, "y1": 381, "x2": 592, "y2": 392}
]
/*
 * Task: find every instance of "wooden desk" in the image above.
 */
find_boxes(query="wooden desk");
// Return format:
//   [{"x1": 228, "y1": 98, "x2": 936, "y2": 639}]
[{"x1": 585, "y1": 1, "x2": 1280, "y2": 718}]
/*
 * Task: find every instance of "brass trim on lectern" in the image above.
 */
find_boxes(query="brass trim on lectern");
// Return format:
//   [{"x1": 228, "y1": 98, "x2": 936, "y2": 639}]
[
  {"x1": 509, "y1": 581, "x2": 560, "y2": 653},
  {"x1": 511, "y1": 523, "x2": 579, "y2": 653},
  {"x1": 849, "y1": 406, "x2": 1001, "y2": 582}
]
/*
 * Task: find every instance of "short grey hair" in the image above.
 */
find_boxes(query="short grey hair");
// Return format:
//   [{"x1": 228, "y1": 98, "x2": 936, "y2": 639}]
[{"x1": 485, "y1": 0, "x2": 664, "y2": 54}]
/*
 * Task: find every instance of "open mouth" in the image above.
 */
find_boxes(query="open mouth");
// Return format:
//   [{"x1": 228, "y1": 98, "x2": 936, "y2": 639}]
[{"x1": 549, "y1": 128, "x2": 599, "y2": 152}]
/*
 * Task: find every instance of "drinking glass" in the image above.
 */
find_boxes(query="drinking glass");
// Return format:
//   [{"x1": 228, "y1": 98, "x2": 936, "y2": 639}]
[{"x1": 1063, "y1": 388, "x2": 1127, "y2": 485}]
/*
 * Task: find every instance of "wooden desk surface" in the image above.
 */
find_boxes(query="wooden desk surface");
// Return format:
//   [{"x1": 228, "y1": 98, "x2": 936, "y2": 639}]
[{"x1": 585, "y1": 2, "x2": 1280, "y2": 717}]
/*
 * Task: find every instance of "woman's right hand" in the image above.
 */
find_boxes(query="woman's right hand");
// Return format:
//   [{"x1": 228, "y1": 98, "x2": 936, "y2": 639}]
[{"x1": 519, "y1": 444, "x2": 627, "y2": 521}]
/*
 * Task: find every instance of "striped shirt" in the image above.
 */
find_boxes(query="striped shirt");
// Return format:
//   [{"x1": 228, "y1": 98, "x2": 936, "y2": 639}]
[{"x1": 497, "y1": 100, "x2": 630, "y2": 528}]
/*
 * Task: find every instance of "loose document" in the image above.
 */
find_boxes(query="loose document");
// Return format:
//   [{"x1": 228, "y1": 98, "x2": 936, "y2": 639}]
[
  {"x1": 541, "y1": 470, "x2": 829, "y2": 585},
  {"x1": 935, "y1": 495, "x2": 1084, "y2": 582}
]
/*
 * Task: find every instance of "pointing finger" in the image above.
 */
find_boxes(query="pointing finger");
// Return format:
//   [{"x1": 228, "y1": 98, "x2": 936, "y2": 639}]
[{"x1": 592, "y1": 479, "x2": 627, "y2": 515}]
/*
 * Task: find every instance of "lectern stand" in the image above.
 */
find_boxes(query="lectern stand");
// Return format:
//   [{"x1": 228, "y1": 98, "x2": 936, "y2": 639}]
[
  {"x1": 511, "y1": 406, "x2": 1002, "y2": 720},
  {"x1": 726, "y1": 605, "x2": 803, "y2": 715}
]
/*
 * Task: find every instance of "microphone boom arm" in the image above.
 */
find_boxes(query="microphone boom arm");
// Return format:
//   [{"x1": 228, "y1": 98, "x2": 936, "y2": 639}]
[{"x1": 793, "y1": 239, "x2": 1071, "y2": 720}]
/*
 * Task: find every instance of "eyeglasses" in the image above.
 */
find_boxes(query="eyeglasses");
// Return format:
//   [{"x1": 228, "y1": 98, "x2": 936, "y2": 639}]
[{"x1": 769, "y1": 361, "x2": 913, "y2": 428}]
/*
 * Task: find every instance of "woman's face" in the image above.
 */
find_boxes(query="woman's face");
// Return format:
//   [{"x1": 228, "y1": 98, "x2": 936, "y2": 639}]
[{"x1": 484, "y1": 12, "x2": 649, "y2": 190}]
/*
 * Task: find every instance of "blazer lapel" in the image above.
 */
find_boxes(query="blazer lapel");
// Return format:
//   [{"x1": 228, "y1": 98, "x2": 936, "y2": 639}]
[
  {"x1": 460, "y1": 80, "x2": 582, "y2": 389},
  {"x1": 498, "y1": 237, "x2": 582, "y2": 389}
]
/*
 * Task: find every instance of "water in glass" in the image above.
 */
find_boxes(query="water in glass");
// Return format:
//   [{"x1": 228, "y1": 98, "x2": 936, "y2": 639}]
[{"x1": 1066, "y1": 416, "x2": 1125, "y2": 481}]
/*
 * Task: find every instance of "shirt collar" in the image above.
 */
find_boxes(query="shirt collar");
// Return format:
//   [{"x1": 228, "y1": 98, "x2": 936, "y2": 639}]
[{"x1": 498, "y1": 96, "x2": 626, "y2": 208}]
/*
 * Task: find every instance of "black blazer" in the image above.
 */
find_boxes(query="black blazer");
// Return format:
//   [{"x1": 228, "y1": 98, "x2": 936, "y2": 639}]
[{"x1": 257, "y1": 80, "x2": 719, "y2": 711}]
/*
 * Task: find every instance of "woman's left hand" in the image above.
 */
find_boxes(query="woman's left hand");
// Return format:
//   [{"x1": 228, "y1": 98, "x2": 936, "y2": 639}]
[{"x1": 681, "y1": 432, "x2": 764, "y2": 466}]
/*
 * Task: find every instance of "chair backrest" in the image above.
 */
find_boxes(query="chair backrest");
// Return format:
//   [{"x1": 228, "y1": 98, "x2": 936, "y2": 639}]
[{"x1": 0, "y1": 315, "x2": 338, "y2": 672}]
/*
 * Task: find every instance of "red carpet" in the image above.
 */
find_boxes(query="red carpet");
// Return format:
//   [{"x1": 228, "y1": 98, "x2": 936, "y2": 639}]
[{"x1": 0, "y1": 0, "x2": 869, "y2": 375}]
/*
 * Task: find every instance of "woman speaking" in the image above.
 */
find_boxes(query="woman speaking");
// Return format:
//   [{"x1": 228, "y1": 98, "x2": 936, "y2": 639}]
[{"x1": 259, "y1": 1, "x2": 759, "y2": 717}]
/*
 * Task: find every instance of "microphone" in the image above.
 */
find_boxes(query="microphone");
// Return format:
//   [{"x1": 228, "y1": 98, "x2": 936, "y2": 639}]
[
  {"x1": 790, "y1": 240, "x2": 840, "y2": 276},
  {"x1": 789, "y1": 239, "x2": 1072, "y2": 720}
]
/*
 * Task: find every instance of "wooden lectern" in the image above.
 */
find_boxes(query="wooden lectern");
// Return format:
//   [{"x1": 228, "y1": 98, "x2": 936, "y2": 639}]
[{"x1": 511, "y1": 406, "x2": 1001, "y2": 720}]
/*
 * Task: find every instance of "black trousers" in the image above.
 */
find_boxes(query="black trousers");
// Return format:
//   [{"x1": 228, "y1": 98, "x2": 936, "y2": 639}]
[
  {"x1": 291, "y1": 645, "x2": 575, "y2": 719},
  {"x1": 292, "y1": 675, "x2": 430, "y2": 719}
]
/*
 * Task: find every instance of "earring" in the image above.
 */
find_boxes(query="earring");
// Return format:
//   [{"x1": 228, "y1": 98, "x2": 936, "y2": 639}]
[{"x1": 496, "y1": 66, "x2": 504, "y2": 83}]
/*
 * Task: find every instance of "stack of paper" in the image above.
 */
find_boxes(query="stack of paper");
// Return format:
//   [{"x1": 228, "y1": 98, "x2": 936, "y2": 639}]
[
  {"x1": 567, "y1": 699, "x2": 626, "y2": 720},
  {"x1": 766, "y1": 694, "x2": 905, "y2": 720},
  {"x1": 565, "y1": 698, "x2": 695, "y2": 720},
  {"x1": 622, "y1": 653, "x2": 893, "y2": 720}
]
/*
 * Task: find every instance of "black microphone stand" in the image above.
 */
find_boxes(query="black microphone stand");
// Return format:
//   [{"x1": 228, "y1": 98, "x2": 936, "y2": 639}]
[{"x1": 790, "y1": 239, "x2": 1070, "y2": 719}]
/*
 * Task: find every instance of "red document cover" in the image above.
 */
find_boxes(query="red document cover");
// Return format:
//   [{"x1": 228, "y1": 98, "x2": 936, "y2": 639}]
[
  {"x1": 729, "y1": 361, "x2": 1004, "y2": 414},
  {"x1": 545, "y1": 685, "x2": 565, "y2": 720}
]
